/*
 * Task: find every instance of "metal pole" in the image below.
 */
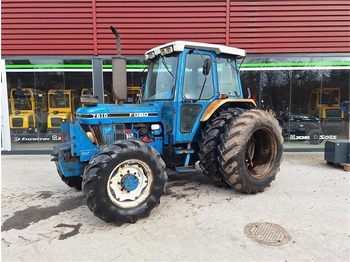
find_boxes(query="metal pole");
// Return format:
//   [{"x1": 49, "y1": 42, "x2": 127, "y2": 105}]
[
  {"x1": 92, "y1": 57, "x2": 104, "y2": 104},
  {"x1": 1, "y1": 59, "x2": 11, "y2": 150}
]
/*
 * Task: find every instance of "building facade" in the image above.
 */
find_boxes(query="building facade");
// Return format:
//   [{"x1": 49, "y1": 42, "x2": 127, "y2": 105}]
[{"x1": 1, "y1": 0, "x2": 349, "y2": 152}]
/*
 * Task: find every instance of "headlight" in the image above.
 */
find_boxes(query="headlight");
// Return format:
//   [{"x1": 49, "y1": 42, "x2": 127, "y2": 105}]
[
  {"x1": 86, "y1": 132, "x2": 96, "y2": 144},
  {"x1": 147, "y1": 51, "x2": 155, "y2": 60},
  {"x1": 160, "y1": 46, "x2": 174, "y2": 56}
]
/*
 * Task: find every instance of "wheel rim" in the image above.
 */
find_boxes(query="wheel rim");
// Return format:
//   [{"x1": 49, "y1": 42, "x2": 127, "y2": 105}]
[
  {"x1": 107, "y1": 159, "x2": 153, "y2": 208},
  {"x1": 245, "y1": 127, "x2": 277, "y2": 179}
]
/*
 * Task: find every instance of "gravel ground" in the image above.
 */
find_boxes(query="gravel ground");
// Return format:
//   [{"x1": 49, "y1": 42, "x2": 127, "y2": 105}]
[{"x1": 1, "y1": 152, "x2": 349, "y2": 262}]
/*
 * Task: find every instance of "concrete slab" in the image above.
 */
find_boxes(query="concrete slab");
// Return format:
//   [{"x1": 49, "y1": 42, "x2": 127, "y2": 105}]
[{"x1": 1, "y1": 153, "x2": 349, "y2": 261}]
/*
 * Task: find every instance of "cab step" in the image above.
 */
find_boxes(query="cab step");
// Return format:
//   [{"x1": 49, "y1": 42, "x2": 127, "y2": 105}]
[
  {"x1": 174, "y1": 149, "x2": 194, "y2": 155},
  {"x1": 175, "y1": 165, "x2": 196, "y2": 173}
]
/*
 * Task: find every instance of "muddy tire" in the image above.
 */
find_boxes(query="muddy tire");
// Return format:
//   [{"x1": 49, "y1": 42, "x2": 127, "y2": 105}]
[
  {"x1": 308, "y1": 128, "x2": 323, "y2": 145},
  {"x1": 218, "y1": 109, "x2": 283, "y2": 193},
  {"x1": 198, "y1": 108, "x2": 244, "y2": 186},
  {"x1": 82, "y1": 140, "x2": 167, "y2": 225}
]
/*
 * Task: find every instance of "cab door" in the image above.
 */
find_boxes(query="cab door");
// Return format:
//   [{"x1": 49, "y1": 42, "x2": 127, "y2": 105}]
[{"x1": 176, "y1": 50, "x2": 216, "y2": 143}]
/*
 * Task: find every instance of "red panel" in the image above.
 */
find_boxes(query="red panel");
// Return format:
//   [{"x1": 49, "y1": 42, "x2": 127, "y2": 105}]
[
  {"x1": 1, "y1": 0, "x2": 94, "y2": 56},
  {"x1": 230, "y1": 27, "x2": 349, "y2": 33},
  {"x1": 95, "y1": 0, "x2": 227, "y2": 55},
  {"x1": 1, "y1": 0, "x2": 350, "y2": 56},
  {"x1": 231, "y1": 32, "x2": 349, "y2": 38},
  {"x1": 230, "y1": 1, "x2": 348, "y2": 6},
  {"x1": 229, "y1": 0, "x2": 350, "y2": 54}
]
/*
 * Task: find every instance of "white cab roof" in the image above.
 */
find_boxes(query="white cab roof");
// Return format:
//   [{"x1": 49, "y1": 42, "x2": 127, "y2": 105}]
[{"x1": 145, "y1": 41, "x2": 246, "y2": 59}]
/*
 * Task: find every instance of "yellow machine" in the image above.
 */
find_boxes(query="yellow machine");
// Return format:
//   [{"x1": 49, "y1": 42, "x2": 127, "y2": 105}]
[
  {"x1": 9, "y1": 88, "x2": 47, "y2": 140},
  {"x1": 81, "y1": 87, "x2": 140, "y2": 105},
  {"x1": 308, "y1": 87, "x2": 344, "y2": 121},
  {"x1": 126, "y1": 86, "x2": 141, "y2": 103},
  {"x1": 47, "y1": 89, "x2": 80, "y2": 137},
  {"x1": 81, "y1": 88, "x2": 112, "y2": 106}
]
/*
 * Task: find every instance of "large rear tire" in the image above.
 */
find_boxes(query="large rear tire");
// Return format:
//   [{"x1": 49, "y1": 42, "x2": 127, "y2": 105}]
[
  {"x1": 82, "y1": 140, "x2": 167, "y2": 225},
  {"x1": 198, "y1": 108, "x2": 244, "y2": 186},
  {"x1": 218, "y1": 109, "x2": 283, "y2": 193}
]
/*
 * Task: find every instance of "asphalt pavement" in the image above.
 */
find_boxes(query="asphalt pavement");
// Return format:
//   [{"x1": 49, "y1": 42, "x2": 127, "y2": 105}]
[{"x1": 1, "y1": 152, "x2": 349, "y2": 262}]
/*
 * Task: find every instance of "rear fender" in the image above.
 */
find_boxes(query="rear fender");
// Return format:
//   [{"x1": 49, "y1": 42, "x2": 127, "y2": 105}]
[{"x1": 200, "y1": 99, "x2": 257, "y2": 122}]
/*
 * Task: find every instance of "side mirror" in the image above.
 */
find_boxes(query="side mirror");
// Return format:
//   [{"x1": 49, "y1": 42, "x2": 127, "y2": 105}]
[{"x1": 202, "y1": 58, "x2": 212, "y2": 76}]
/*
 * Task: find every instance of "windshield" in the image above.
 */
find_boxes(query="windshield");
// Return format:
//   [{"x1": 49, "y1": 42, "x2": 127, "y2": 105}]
[
  {"x1": 320, "y1": 90, "x2": 339, "y2": 105},
  {"x1": 12, "y1": 89, "x2": 33, "y2": 110},
  {"x1": 49, "y1": 92, "x2": 70, "y2": 108},
  {"x1": 143, "y1": 54, "x2": 178, "y2": 100}
]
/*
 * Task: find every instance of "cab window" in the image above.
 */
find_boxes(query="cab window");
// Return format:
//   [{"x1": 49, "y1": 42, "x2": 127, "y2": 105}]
[
  {"x1": 216, "y1": 57, "x2": 240, "y2": 97},
  {"x1": 182, "y1": 53, "x2": 214, "y2": 100}
]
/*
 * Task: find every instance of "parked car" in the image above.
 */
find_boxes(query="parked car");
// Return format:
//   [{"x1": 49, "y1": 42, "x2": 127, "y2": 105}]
[{"x1": 276, "y1": 112, "x2": 323, "y2": 144}]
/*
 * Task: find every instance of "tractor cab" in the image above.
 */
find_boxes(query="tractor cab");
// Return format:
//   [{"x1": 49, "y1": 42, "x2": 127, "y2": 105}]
[{"x1": 142, "y1": 41, "x2": 252, "y2": 144}]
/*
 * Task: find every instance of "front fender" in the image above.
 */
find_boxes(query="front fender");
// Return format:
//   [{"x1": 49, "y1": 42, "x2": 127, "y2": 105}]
[{"x1": 53, "y1": 142, "x2": 86, "y2": 178}]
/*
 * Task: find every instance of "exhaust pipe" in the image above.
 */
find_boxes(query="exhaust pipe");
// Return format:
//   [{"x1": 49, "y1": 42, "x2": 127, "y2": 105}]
[{"x1": 110, "y1": 26, "x2": 127, "y2": 103}]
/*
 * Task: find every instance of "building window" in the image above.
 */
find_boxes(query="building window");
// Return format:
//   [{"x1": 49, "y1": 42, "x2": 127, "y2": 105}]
[
  {"x1": 240, "y1": 56, "x2": 349, "y2": 148},
  {"x1": 3, "y1": 56, "x2": 349, "y2": 152}
]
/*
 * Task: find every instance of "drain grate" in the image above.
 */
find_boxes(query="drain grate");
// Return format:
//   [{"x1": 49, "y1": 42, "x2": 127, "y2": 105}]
[{"x1": 244, "y1": 222, "x2": 291, "y2": 246}]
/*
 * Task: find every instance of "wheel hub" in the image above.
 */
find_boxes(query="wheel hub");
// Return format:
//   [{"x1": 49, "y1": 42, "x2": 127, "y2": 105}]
[
  {"x1": 107, "y1": 160, "x2": 153, "y2": 208},
  {"x1": 121, "y1": 174, "x2": 139, "y2": 191}
]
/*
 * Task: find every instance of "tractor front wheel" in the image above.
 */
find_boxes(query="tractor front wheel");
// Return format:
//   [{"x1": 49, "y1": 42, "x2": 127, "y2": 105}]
[
  {"x1": 218, "y1": 109, "x2": 283, "y2": 193},
  {"x1": 82, "y1": 140, "x2": 167, "y2": 225},
  {"x1": 59, "y1": 172, "x2": 82, "y2": 191}
]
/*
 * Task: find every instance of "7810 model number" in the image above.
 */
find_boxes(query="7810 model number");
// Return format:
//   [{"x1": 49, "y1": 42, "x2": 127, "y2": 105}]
[{"x1": 92, "y1": 113, "x2": 109, "y2": 118}]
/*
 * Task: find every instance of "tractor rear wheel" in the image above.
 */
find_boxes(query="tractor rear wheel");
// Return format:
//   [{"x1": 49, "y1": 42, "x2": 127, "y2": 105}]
[
  {"x1": 198, "y1": 108, "x2": 244, "y2": 186},
  {"x1": 82, "y1": 140, "x2": 167, "y2": 225},
  {"x1": 218, "y1": 109, "x2": 283, "y2": 193}
]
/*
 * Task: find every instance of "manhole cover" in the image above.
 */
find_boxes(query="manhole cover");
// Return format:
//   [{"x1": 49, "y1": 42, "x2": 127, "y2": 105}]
[{"x1": 244, "y1": 222, "x2": 291, "y2": 246}]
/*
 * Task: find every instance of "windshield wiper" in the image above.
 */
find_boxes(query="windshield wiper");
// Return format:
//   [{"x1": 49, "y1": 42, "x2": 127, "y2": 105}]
[
  {"x1": 196, "y1": 77, "x2": 207, "y2": 101},
  {"x1": 238, "y1": 57, "x2": 245, "y2": 71},
  {"x1": 160, "y1": 56, "x2": 174, "y2": 78}
]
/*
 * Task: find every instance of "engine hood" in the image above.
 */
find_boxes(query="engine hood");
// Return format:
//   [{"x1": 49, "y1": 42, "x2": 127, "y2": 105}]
[{"x1": 76, "y1": 104, "x2": 160, "y2": 125}]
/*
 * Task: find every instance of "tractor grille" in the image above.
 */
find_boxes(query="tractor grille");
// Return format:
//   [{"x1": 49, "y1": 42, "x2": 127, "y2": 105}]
[
  {"x1": 51, "y1": 117, "x2": 62, "y2": 127},
  {"x1": 12, "y1": 117, "x2": 24, "y2": 127},
  {"x1": 325, "y1": 109, "x2": 341, "y2": 118},
  {"x1": 81, "y1": 124, "x2": 104, "y2": 146},
  {"x1": 91, "y1": 125, "x2": 104, "y2": 145},
  {"x1": 115, "y1": 124, "x2": 126, "y2": 140}
]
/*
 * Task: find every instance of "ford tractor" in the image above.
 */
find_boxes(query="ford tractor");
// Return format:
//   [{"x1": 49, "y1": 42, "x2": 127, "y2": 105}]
[{"x1": 52, "y1": 40, "x2": 283, "y2": 225}]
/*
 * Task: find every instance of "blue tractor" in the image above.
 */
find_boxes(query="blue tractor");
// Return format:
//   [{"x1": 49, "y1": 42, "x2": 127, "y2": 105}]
[{"x1": 52, "y1": 40, "x2": 283, "y2": 225}]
